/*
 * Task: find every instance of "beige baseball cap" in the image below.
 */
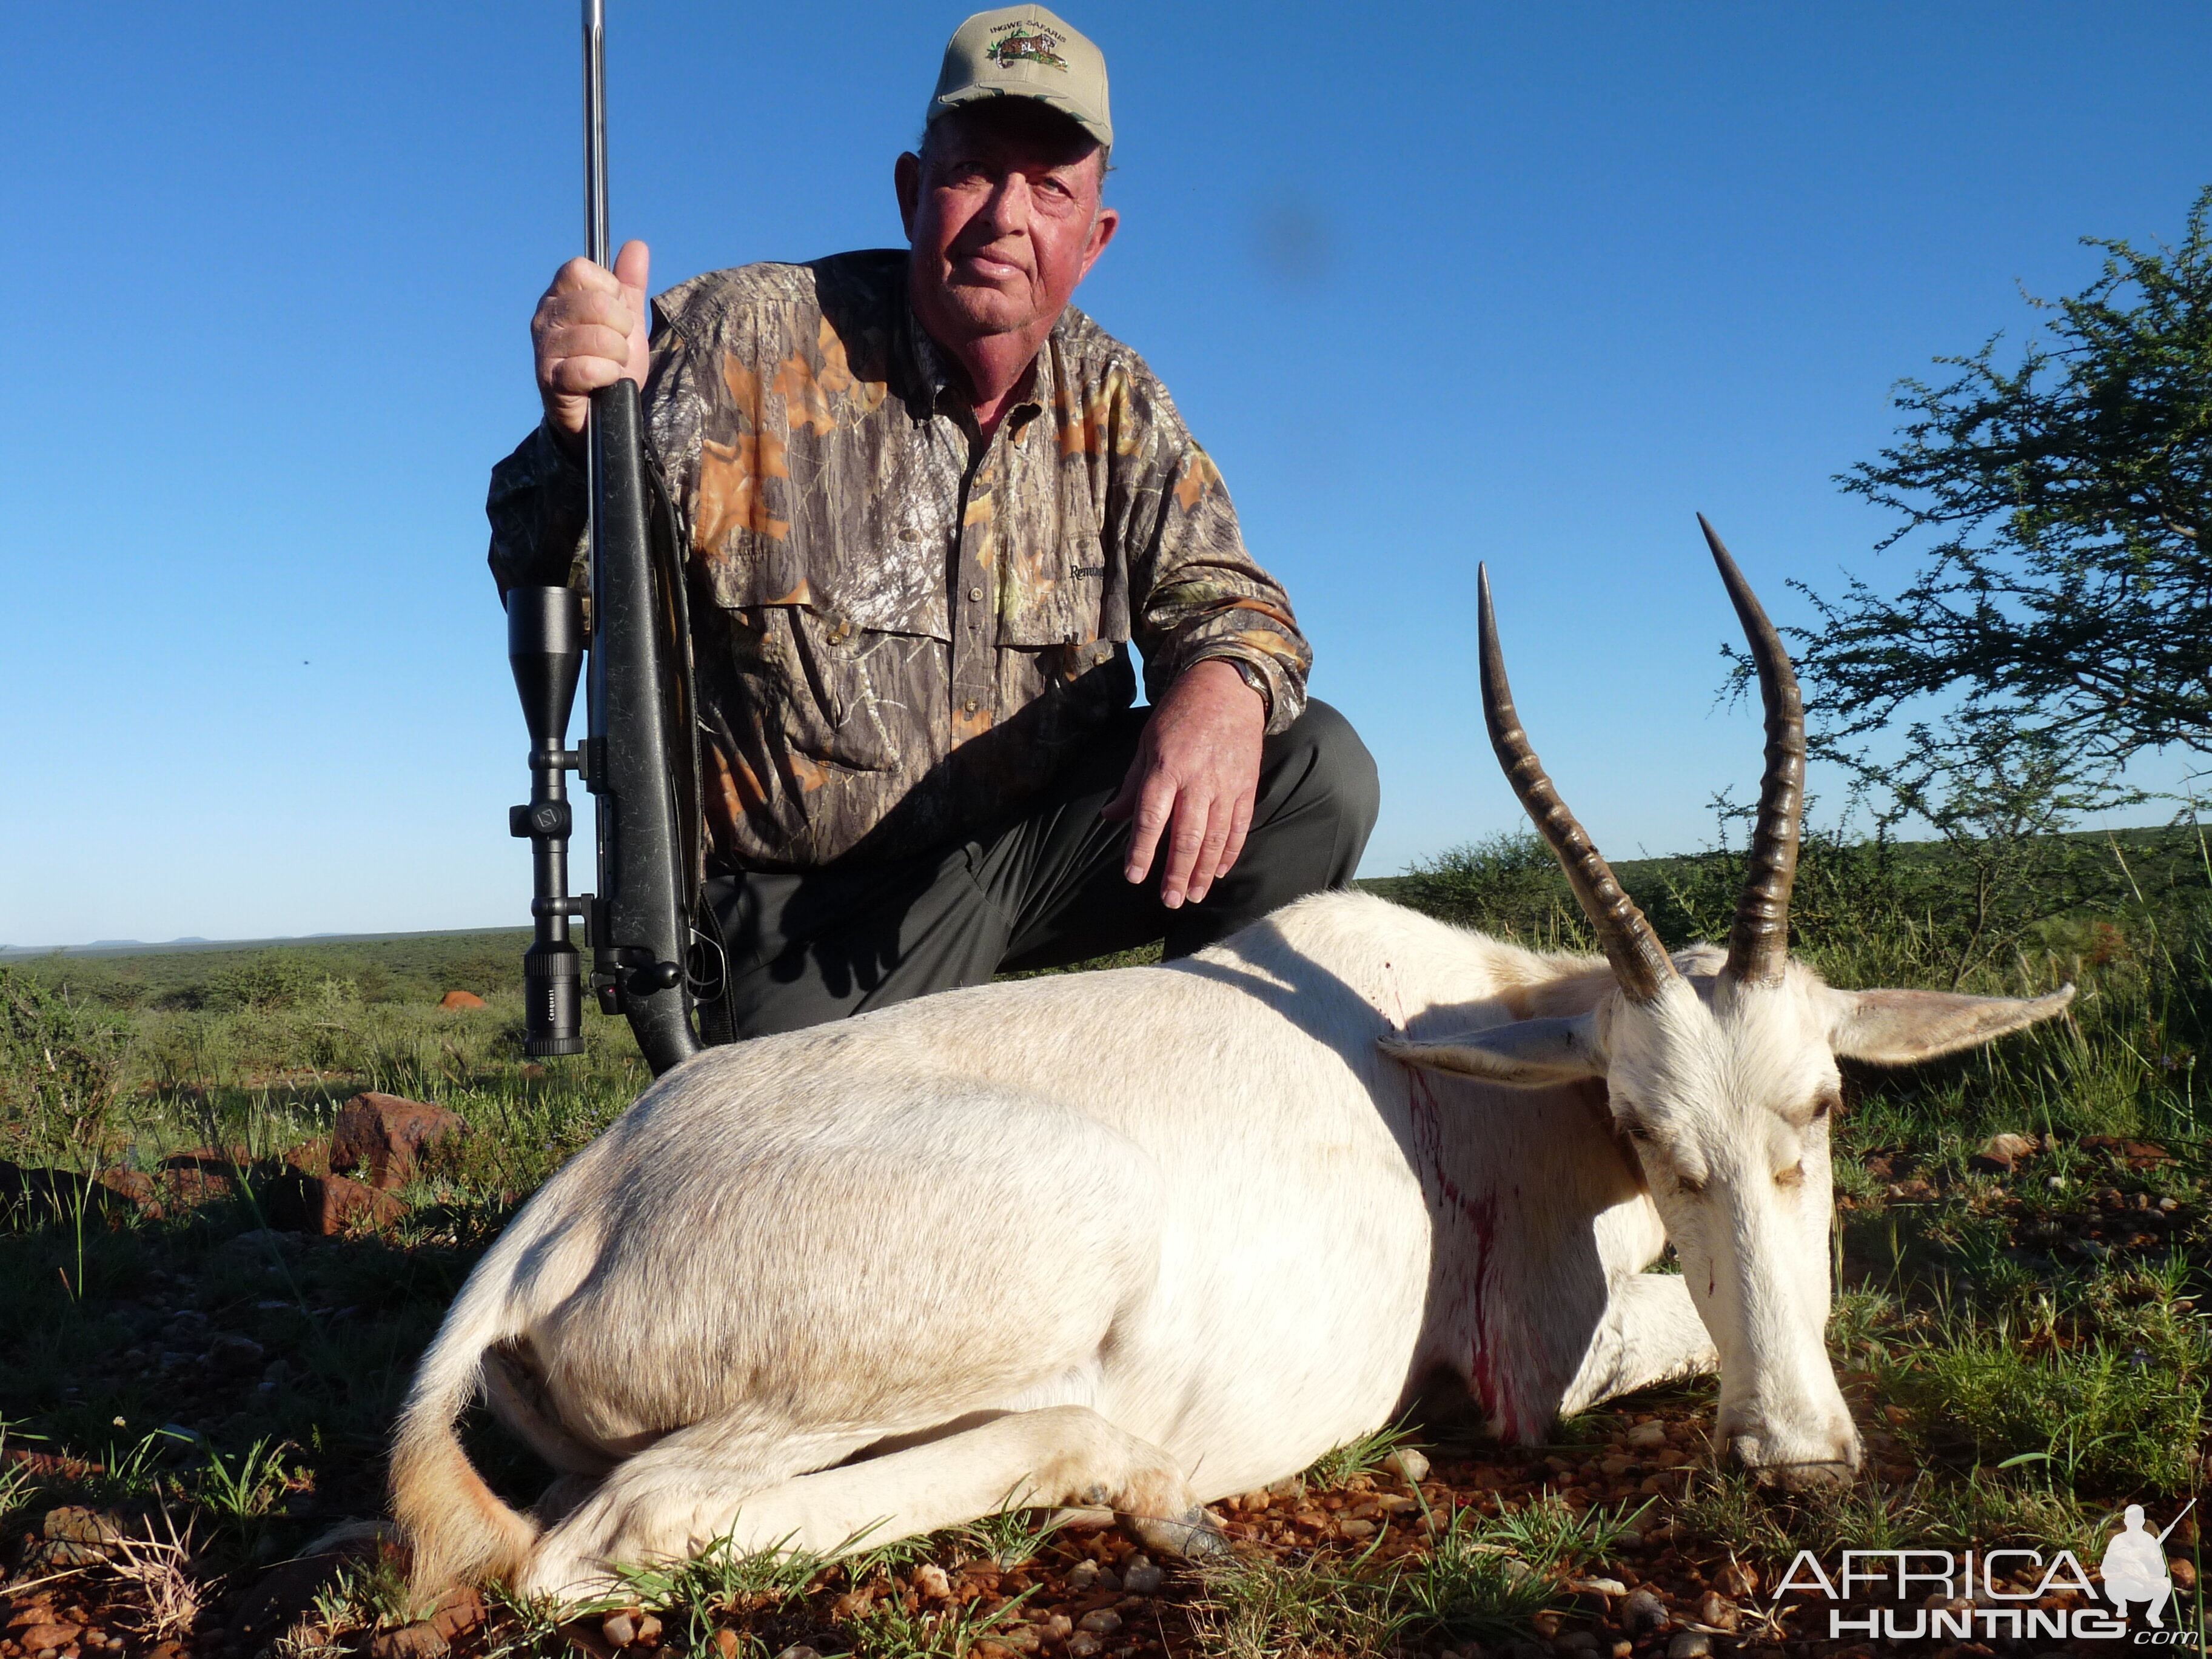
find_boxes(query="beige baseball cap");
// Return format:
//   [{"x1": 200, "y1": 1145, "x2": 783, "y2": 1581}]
[{"x1": 927, "y1": 7, "x2": 1112, "y2": 151}]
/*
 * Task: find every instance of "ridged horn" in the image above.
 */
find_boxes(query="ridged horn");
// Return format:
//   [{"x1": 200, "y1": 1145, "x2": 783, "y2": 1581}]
[
  {"x1": 1699, "y1": 515, "x2": 1805, "y2": 986},
  {"x1": 1478, "y1": 565, "x2": 1678, "y2": 1004}
]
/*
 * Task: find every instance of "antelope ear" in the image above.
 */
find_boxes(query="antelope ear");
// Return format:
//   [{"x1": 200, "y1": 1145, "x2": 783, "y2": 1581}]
[
  {"x1": 1830, "y1": 984, "x2": 2076, "y2": 1066},
  {"x1": 1380, "y1": 1013, "x2": 1606, "y2": 1088}
]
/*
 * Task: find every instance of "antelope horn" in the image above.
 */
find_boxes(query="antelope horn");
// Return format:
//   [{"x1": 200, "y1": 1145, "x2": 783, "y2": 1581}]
[
  {"x1": 1699, "y1": 515, "x2": 1805, "y2": 986},
  {"x1": 1478, "y1": 565, "x2": 1678, "y2": 1004}
]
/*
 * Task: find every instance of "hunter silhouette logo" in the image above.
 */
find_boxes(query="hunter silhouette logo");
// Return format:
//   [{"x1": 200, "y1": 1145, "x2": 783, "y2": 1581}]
[
  {"x1": 2100, "y1": 1503, "x2": 2189, "y2": 1628},
  {"x1": 1769, "y1": 1499, "x2": 2200, "y2": 1643},
  {"x1": 987, "y1": 24, "x2": 1070, "y2": 70}
]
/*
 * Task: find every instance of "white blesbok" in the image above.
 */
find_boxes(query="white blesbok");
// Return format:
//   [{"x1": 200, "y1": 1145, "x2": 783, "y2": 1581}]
[{"x1": 392, "y1": 523, "x2": 2073, "y2": 1601}]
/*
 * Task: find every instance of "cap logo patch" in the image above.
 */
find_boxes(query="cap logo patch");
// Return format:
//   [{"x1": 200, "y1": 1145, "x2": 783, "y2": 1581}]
[{"x1": 987, "y1": 23, "x2": 1070, "y2": 70}]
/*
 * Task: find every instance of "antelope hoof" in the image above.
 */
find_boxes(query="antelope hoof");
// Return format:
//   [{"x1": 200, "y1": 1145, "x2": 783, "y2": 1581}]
[
  {"x1": 1126, "y1": 1505, "x2": 1227, "y2": 1561},
  {"x1": 1750, "y1": 1460, "x2": 1857, "y2": 1492}
]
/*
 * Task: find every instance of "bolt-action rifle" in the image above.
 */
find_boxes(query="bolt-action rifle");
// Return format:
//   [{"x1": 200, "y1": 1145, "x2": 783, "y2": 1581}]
[{"x1": 504, "y1": 0, "x2": 708, "y2": 1076}]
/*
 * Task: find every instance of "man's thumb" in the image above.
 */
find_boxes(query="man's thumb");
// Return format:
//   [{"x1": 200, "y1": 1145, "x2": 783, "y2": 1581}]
[{"x1": 614, "y1": 238, "x2": 651, "y2": 304}]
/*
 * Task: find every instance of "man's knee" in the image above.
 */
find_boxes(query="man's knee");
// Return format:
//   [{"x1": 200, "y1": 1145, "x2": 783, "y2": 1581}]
[{"x1": 1269, "y1": 699, "x2": 1381, "y2": 836}]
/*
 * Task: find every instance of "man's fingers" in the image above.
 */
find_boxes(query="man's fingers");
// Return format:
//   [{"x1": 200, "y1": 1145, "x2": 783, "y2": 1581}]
[
  {"x1": 1119, "y1": 770, "x2": 1178, "y2": 886},
  {"x1": 1157, "y1": 788, "x2": 1217, "y2": 910},
  {"x1": 1213, "y1": 791, "x2": 1256, "y2": 886},
  {"x1": 541, "y1": 319, "x2": 638, "y2": 369},
  {"x1": 549, "y1": 253, "x2": 622, "y2": 297},
  {"x1": 542, "y1": 352, "x2": 632, "y2": 397},
  {"x1": 1184, "y1": 798, "x2": 1241, "y2": 906}
]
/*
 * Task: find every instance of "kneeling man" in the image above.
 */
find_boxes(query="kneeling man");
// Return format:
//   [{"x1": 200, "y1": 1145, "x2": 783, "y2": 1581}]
[{"x1": 488, "y1": 7, "x2": 1377, "y2": 1038}]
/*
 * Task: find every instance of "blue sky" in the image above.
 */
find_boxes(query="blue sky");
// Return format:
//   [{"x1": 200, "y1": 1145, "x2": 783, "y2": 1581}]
[{"x1": 3, "y1": 2, "x2": 2207, "y2": 947}]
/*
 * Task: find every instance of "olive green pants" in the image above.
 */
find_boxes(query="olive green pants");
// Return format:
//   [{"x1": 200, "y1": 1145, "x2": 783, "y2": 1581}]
[{"x1": 699, "y1": 700, "x2": 1378, "y2": 1041}]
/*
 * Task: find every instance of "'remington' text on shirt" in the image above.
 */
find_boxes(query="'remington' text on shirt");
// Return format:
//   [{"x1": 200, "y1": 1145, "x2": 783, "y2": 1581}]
[{"x1": 488, "y1": 250, "x2": 1313, "y2": 872}]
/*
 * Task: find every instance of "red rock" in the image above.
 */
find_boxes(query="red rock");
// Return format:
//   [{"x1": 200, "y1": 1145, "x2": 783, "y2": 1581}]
[
  {"x1": 16, "y1": 1626, "x2": 80, "y2": 1652},
  {"x1": 426, "y1": 1587, "x2": 484, "y2": 1643},
  {"x1": 330, "y1": 1093, "x2": 465, "y2": 1190},
  {"x1": 369, "y1": 1622, "x2": 447, "y2": 1659},
  {"x1": 97, "y1": 1168, "x2": 156, "y2": 1211},
  {"x1": 285, "y1": 1138, "x2": 332, "y2": 1178},
  {"x1": 437, "y1": 990, "x2": 486, "y2": 1011},
  {"x1": 316, "y1": 1174, "x2": 406, "y2": 1235}
]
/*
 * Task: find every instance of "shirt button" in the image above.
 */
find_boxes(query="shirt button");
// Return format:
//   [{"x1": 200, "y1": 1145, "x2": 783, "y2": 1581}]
[
  {"x1": 963, "y1": 698, "x2": 979, "y2": 714},
  {"x1": 968, "y1": 586, "x2": 984, "y2": 602}
]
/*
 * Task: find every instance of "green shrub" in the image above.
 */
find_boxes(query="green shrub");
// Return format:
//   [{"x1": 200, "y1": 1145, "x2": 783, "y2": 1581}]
[{"x1": 0, "y1": 966, "x2": 135, "y2": 1157}]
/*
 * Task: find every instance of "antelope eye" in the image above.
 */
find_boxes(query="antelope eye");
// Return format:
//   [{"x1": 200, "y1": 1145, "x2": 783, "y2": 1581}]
[{"x1": 1811, "y1": 1094, "x2": 1838, "y2": 1122}]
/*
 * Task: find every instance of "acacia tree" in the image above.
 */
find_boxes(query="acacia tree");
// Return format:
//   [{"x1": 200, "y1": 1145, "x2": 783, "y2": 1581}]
[{"x1": 1788, "y1": 186, "x2": 2212, "y2": 803}]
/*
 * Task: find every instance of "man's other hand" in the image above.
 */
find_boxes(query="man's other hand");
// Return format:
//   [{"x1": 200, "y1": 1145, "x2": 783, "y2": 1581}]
[
  {"x1": 1104, "y1": 659, "x2": 1266, "y2": 909},
  {"x1": 533, "y1": 240, "x2": 651, "y2": 458}
]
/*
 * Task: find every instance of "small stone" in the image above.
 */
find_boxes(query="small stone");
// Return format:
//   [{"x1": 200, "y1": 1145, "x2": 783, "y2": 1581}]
[
  {"x1": 1717, "y1": 1561, "x2": 1759, "y2": 1598},
  {"x1": 1598, "y1": 1456, "x2": 1635, "y2": 1478},
  {"x1": 1575, "y1": 1578, "x2": 1627, "y2": 1597},
  {"x1": 1339, "y1": 1517, "x2": 1376, "y2": 1539},
  {"x1": 1554, "y1": 1633, "x2": 1600, "y2": 1654},
  {"x1": 713, "y1": 1632, "x2": 740, "y2": 1659},
  {"x1": 1065, "y1": 1636, "x2": 1102, "y2": 1658},
  {"x1": 1040, "y1": 1615, "x2": 1074, "y2": 1641},
  {"x1": 999, "y1": 1627, "x2": 1042, "y2": 1654},
  {"x1": 1077, "y1": 1610, "x2": 1122, "y2": 1635},
  {"x1": 2171, "y1": 1557, "x2": 2199, "y2": 1590},
  {"x1": 1626, "y1": 1421, "x2": 1668, "y2": 1450},
  {"x1": 1612, "y1": 1644, "x2": 1632, "y2": 1659},
  {"x1": 1696, "y1": 1592, "x2": 1737, "y2": 1632},
  {"x1": 769, "y1": 1647, "x2": 819, "y2": 1659},
  {"x1": 314, "y1": 1173, "x2": 406, "y2": 1235},
  {"x1": 16, "y1": 1629, "x2": 80, "y2": 1654},
  {"x1": 1972, "y1": 1132, "x2": 2038, "y2": 1172},
  {"x1": 1123, "y1": 1561, "x2": 1164, "y2": 1595},
  {"x1": 368, "y1": 1624, "x2": 448, "y2": 1659},
  {"x1": 1621, "y1": 1589, "x2": 1668, "y2": 1636},
  {"x1": 602, "y1": 1613, "x2": 637, "y2": 1647},
  {"x1": 1666, "y1": 1636, "x2": 1711, "y2": 1659},
  {"x1": 1384, "y1": 1446, "x2": 1430, "y2": 1483},
  {"x1": 633, "y1": 1614, "x2": 662, "y2": 1645},
  {"x1": 212, "y1": 1333, "x2": 266, "y2": 1364},
  {"x1": 1066, "y1": 1559, "x2": 1101, "y2": 1590},
  {"x1": 913, "y1": 1563, "x2": 951, "y2": 1600},
  {"x1": 1501, "y1": 1558, "x2": 1534, "y2": 1586}
]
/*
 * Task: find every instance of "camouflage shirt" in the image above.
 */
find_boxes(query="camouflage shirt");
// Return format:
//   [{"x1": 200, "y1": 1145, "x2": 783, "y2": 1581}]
[{"x1": 487, "y1": 249, "x2": 1311, "y2": 871}]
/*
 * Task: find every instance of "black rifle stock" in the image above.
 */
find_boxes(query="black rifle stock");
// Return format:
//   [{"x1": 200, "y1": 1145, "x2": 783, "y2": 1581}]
[{"x1": 504, "y1": 0, "x2": 700, "y2": 1076}]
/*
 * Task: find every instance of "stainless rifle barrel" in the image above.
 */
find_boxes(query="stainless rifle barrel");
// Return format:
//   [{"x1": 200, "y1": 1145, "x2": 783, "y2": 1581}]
[{"x1": 582, "y1": 0, "x2": 609, "y2": 269}]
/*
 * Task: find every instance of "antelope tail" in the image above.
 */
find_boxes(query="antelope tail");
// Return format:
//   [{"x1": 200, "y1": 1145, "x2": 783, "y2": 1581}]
[{"x1": 389, "y1": 1272, "x2": 540, "y2": 1595}]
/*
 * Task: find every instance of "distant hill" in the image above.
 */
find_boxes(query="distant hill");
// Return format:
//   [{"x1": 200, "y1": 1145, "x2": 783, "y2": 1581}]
[{"x1": 1, "y1": 927, "x2": 526, "y2": 962}]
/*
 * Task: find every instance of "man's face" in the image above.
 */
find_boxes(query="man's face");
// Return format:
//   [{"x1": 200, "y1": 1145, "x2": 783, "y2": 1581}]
[{"x1": 897, "y1": 102, "x2": 1119, "y2": 349}]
